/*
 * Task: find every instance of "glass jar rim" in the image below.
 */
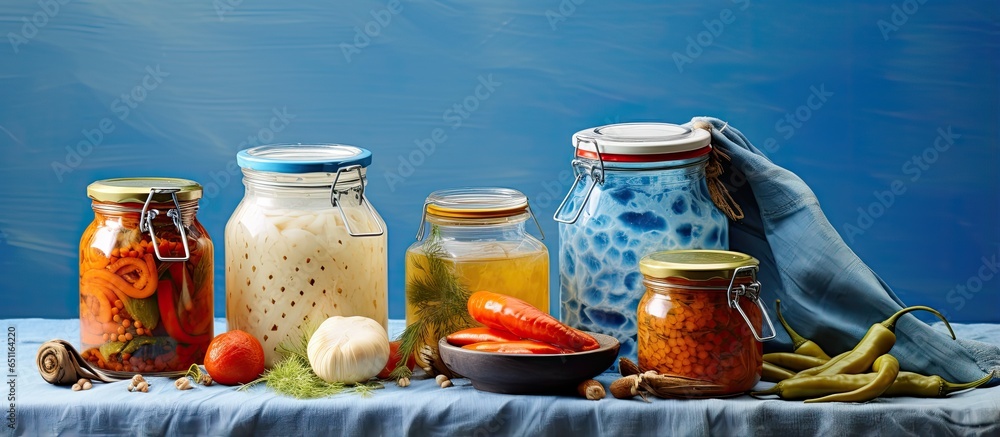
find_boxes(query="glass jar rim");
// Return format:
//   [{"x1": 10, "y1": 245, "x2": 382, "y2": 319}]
[
  {"x1": 237, "y1": 144, "x2": 372, "y2": 173},
  {"x1": 87, "y1": 177, "x2": 203, "y2": 203},
  {"x1": 424, "y1": 187, "x2": 528, "y2": 219},
  {"x1": 573, "y1": 122, "x2": 711, "y2": 163},
  {"x1": 639, "y1": 250, "x2": 759, "y2": 281}
]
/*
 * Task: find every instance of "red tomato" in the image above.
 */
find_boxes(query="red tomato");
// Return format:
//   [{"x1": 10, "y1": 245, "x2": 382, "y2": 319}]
[{"x1": 377, "y1": 341, "x2": 416, "y2": 379}]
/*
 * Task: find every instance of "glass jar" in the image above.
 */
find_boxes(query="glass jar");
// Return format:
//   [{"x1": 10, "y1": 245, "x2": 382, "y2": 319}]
[
  {"x1": 79, "y1": 178, "x2": 213, "y2": 376},
  {"x1": 405, "y1": 188, "x2": 548, "y2": 360},
  {"x1": 637, "y1": 250, "x2": 774, "y2": 396},
  {"x1": 226, "y1": 144, "x2": 387, "y2": 367},
  {"x1": 555, "y1": 122, "x2": 729, "y2": 364}
]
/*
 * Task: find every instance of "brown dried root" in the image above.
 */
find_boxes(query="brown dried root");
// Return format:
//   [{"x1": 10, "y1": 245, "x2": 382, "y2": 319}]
[
  {"x1": 617, "y1": 358, "x2": 724, "y2": 399},
  {"x1": 577, "y1": 379, "x2": 606, "y2": 400},
  {"x1": 610, "y1": 375, "x2": 649, "y2": 402}
]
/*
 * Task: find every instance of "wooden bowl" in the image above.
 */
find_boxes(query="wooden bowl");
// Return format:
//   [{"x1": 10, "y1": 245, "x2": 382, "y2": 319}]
[{"x1": 437, "y1": 332, "x2": 620, "y2": 394}]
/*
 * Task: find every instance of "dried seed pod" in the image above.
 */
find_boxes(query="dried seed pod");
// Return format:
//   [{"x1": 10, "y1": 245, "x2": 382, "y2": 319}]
[
  {"x1": 610, "y1": 375, "x2": 648, "y2": 402},
  {"x1": 72, "y1": 384, "x2": 82, "y2": 391},
  {"x1": 397, "y1": 377, "x2": 410, "y2": 388},
  {"x1": 639, "y1": 372, "x2": 723, "y2": 399},
  {"x1": 619, "y1": 358, "x2": 643, "y2": 377},
  {"x1": 82, "y1": 381, "x2": 93, "y2": 390},
  {"x1": 576, "y1": 379, "x2": 606, "y2": 400},
  {"x1": 175, "y1": 377, "x2": 193, "y2": 390}
]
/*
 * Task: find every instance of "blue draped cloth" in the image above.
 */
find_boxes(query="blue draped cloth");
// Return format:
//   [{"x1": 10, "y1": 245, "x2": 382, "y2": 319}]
[{"x1": 690, "y1": 116, "x2": 1000, "y2": 383}]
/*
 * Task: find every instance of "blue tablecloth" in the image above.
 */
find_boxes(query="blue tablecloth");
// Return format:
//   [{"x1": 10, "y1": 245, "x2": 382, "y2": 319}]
[{"x1": 7, "y1": 319, "x2": 1000, "y2": 436}]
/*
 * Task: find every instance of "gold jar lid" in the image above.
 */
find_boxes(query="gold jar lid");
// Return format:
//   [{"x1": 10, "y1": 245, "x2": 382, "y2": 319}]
[
  {"x1": 87, "y1": 177, "x2": 203, "y2": 203},
  {"x1": 424, "y1": 187, "x2": 528, "y2": 219},
  {"x1": 639, "y1": 250, "x2": 758, "y2": 281}
]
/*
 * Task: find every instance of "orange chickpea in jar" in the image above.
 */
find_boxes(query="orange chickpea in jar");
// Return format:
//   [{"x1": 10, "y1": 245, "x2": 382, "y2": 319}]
[
  {"x1": 79, "y1": 178, "x2": 213, "y2": 376},
  {"x1": 636, "y1": 250, "x2": 774, "y2": 396}
]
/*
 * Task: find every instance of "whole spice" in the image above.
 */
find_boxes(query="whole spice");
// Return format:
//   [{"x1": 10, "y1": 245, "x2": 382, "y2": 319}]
[
  {"x1": 175, "y1": 377, "x2": 193, "y2": 390},
  {"x1": 775, "y1": 299, "x2": 831, "y2": 360},
  {"x1": 307, "y1": 316, "x2": 390, "y2": 384},
  {"x1": 794, "y1": 306, "x2": 954, "y2": 379},
  {"x1": 435, "y1": 374, "x2": 452, "y2": 388},
  {"x1": 610, "y1": 375, "x2": 647, "y2": 401},
  {"x1": 466, "y1": 291, "x2": 599, "y2": 352},
  {"x1": 397, "y1": 377, "x2": 410, "y2": 388},
  {"x1": 804, "y1": 354, "x2": 899, "y2": 403},
  {"x1": 577, "y1": 379, "x2": 606, "y2": 400}
]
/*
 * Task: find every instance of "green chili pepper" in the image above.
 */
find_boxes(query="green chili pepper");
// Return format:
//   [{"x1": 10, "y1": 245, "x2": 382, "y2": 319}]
[
  {"x1": 776, "y1": 299, "x2": 831, "y2": 360},
  {"x1": 804, "y1": 354, "x2": 899, "y2": 403},
  {"x1": 793, "y1": 305, "x2": 955, "y2": 379},
  {"x1": 763, "y1": 352, "x2": 828, "y2": 371},
  {"x1": 752, "y1": 369, "x2": 993, "y2": 400},
  {"x1": 762, "y1": 361, "x2": 796, "y2": 383}
]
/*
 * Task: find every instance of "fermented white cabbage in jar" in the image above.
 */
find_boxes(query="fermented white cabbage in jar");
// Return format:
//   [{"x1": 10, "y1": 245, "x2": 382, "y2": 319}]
[{"x1": 226, "y1": 145, "x2": 387, "y2": 366}]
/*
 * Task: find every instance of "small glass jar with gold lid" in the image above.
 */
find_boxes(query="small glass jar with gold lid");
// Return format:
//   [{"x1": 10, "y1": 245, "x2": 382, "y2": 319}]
[
  {"x1": 79, "y1": 177, "x2": 213, "y2": 376},
  {"x1": 637, "y1": 250, "x2": 774, "y2": 396}
]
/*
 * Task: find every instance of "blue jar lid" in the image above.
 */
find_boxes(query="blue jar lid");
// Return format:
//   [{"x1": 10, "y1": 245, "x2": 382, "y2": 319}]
[{"x1": 236, "y1": 144, "x2": 372, "y2": 173}]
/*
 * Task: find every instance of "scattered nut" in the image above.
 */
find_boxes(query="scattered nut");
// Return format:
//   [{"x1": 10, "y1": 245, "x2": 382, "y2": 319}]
[
  {"x1": 434, "y1": 374, "x2": 448, "y2": 385},
  {"x1": 72, "y1": 384, "x2": 82, "y2": 391},
  {"x1": 199, "y1": 374, "x2": 213, "y2": 386},
  {"x1": 77, "y1": 378, "x2": 89, "y2": 387},
  {"x1": 131, "y1": 374, "x2": 146, "y2": 385},
  {"x1": 82, "y1": 381, "x2": 93, "y2": 390},
  {"x1": 175, "y1": 377, "x2": 193, "y2": 390},
  {"x1": 576, "y1": 379, "x2": 606, "y2": 400},
  {"x1": 135, "y1": 381, "x2": 149, "y2": 393},
  {"x1": 397, "y1": 377, "x2": 410, "y2": 388},
  {"x1": 439, "y1": 380, "x2": 453, "y2": 388}
]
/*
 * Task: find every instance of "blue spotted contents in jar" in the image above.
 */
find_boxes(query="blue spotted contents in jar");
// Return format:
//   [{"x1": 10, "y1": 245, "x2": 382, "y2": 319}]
[{"x1": 554, "y1": 122, "x2": 728, "y2": 366}]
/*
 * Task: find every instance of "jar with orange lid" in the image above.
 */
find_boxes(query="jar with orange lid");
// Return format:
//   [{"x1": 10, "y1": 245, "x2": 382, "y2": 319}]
[
  {"x1": 404, "y1": 188, "x2": 548, "y2": 366},
  {"x1": 636, "y1": 250, "x2": 775, "y2": 396},
  {"x1": 79, "y1": 178, "x2": 213, "y2": 376}
]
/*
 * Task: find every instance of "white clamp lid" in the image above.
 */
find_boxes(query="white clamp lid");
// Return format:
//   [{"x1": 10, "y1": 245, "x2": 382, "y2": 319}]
[{"x1": 572, "y1": 122, "x2": 710, "y2": 157}]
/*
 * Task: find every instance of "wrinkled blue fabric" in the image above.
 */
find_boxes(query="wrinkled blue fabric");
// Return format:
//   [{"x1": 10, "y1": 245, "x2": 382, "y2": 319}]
[{"x1": 689, "y1": 116, "x2": 1000, "y2": 384}]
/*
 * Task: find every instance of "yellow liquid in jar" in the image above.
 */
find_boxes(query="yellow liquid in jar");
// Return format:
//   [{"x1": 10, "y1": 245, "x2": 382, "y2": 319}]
[{"x1": 404, "y1": 247, "x2": 550, "y2": 324}]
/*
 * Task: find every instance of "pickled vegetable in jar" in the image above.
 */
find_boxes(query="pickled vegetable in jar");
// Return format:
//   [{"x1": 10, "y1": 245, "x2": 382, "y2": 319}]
[
  {"x1": 79, "y1": 178, "x2": 213, "y2": 376},
  {"x1": 637, "y1": 250, "x2": 774, "y2": 396},
  {"x1": 226, "y1": 144, "x2": 387, "y2": 367},
  {"x1": 555, "y1": 122, "x2": 729, "y2": 365},
  {"x1": 405, "y1": 188, "x2": 548, "y2": 359}
]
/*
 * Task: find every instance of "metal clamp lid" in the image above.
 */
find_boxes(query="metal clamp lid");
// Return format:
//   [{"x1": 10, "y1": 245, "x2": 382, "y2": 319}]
[
  {"x1": 553, "y1": 137, "x2": 605, "y2": 224},
  {"x1": 726, "y1": 265, "x2": 776, "y2": 342},
  {"x1": 330, "y1": 164, "x2": 384, "y2": 238},
  {"x1": 139, "y1": 188, "x2": 191, "y2": 262}
]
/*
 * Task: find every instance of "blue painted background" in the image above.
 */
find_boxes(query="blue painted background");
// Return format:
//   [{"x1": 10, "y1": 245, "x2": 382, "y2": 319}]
[{"x1": 1, "y1": 0, "x2": 997, "y2": 322}]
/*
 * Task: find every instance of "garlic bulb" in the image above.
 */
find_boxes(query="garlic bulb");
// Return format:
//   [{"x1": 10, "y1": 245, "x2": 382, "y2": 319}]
[{"x1": 307, "y1": 316, "x2": 390, "y2": 383}]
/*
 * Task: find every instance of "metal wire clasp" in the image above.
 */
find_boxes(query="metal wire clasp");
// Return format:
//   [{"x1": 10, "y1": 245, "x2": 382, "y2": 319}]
[
  {"x1": 139, "y1": 188, "x2": 191, "y2": 262},
  {"x1": 726, "y1": 265, "x2": 776, "y2": 342},
  {"x1": 553, "y1": 137, "x2": 606, "y2": 224},
  {"x1": 330, "y1": 164, "x2": 384, "y2": 238}
]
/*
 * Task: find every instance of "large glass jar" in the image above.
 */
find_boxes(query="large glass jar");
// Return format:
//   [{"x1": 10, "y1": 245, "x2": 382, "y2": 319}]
[
  {"x1": 405, "y1": 188, "x2": 548, "y2": 365},
  {"x1": 637, "y1": 250, "x2": 774, "y2": 396},
  {"x1": 226, "y1": 144, "x2": 387, "y2": 367},
  {"x1": 79, "y1": 178, "x2": 213, "y2": 376},
  {"x1": 555, "y1": 123, "x2": 729, "y2": 364}
]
